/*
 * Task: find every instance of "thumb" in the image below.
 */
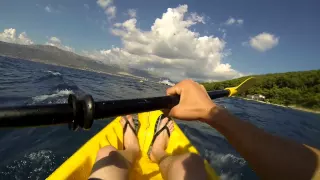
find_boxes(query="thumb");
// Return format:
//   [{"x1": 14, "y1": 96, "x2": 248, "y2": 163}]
[
  {"x1": 168, "y1": 104, "x2": 183, "y2": 118},
  {"x1": 166, "y1": 86, "x2": 182, "y2": 96}
]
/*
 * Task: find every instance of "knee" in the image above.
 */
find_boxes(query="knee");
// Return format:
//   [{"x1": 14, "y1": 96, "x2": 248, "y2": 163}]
[
  {"x1": 96, "y1": 145, "x2": 117, "y2": 159},
  {"x1": 171, "y1": 153, "x2": 204, "y2": 169},
  {"x1": 169, "y1": 153, "x2": 207, "y2": 180},
  {"x1": 187, "y1": 153, "x2": 203, "y2": 162}
]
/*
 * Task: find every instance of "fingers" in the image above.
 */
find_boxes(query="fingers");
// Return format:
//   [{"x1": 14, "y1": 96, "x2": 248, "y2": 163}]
[
  {"x1": 168, "y1": 104, "x2": 183, "y2": 118},
  {"x1": 200, "y1": 84, "x2": 206, "y2": 92},
  {"x1": 167, "y1": 79, "x2": 205, "y2": 95},
  {"x1": 168, "y1": 105, "x2": 199, "y2": 120},
  {"x1": 166, "y1": 85, "x2": 181, "y2": 96},
  {"x1": 166, "y1": 79, "x2": 195, "y2": 95}
]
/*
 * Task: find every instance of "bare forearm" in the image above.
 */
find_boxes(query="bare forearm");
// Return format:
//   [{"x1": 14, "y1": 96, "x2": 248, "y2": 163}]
[
  {"x1": 165, "y1": 79, "x2": 320, "y2": 179},
  {"x1": 206, "y1": 107, "x2": 320, "y2": 180}
]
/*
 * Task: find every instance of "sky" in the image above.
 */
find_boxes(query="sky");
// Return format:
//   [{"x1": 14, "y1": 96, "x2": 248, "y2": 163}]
[{"x1": 0, "y1": 0, "x2": 319, "y2": 81}]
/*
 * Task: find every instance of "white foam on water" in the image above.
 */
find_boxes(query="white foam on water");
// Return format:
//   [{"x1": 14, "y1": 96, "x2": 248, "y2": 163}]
[
  {"x1": 159, "y1": 79, "x2": 175, "y2": 86},
  {"x1": 204, "y1": 149, "x2": 246, "y2": 180},
  {"x1": 32, "y1": 89, "x2": 73, "y2": 102},
  {"x1": 45, "y1": 70, "x2": 61, "y2": 76},
  {"x1": 205, "y1": 149, "x2": 246, "y2": 167},
  {"x1": 216, "y1": 153, "x2": 246, "y2": 166},
  {"x1": 0, "y1": 150, "x2": 56, "y2": 179},
  {"x1": 220, "y1": 172, "x2": 242, "y2": 180}
]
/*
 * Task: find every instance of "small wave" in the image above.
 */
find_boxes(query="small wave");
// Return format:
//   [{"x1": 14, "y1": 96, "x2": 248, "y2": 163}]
[
  {"x1": 32, "y1": 90, "x2": 73, "y2": 102},
  {"x1": 159, "y1": 79, "x2": 175, "y2": 86},
  {"x1": 52, "y1": 83, "x2": 80, "y2": 92},
  {"x1": 0, "y1": 150, "x2": 58, "y2": 179},
  {"x1": 206, "y1": 151, "x2": 246, "y2": 168},
  {"x1": 45, "y1": 70, "x2": 61, "y2": 76},
  {"x1": 33, "y1": 71, "x2": 64, "y2": 84},
  {"x1": 220, "y1": 172, "x2": 242, "y2": 180},
  {"x1": 204, "y1": 150, "x2": 246, "y2": 180},
  {"x1": 214, "y1": 153, "x2": 246, "y2": 166}
]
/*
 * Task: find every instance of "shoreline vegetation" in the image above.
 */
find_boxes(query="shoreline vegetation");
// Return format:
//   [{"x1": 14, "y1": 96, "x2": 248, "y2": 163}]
[
  {"x1": 237, "y1": 97, "x2": 320, "y2": 114},
  {"x1": 202, "y1": 70, "x2": 320, "y2": 115}
]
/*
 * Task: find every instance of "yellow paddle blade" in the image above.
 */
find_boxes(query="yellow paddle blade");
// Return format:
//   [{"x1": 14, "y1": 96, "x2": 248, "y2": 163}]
[{"x1": 225, "y1": 77, "x2": 256, "y2": 97}]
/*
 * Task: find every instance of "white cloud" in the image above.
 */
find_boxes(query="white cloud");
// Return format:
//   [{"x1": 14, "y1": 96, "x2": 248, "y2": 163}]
[
  {"x1": 237, "y1": 19, "x2": 244, "y2": 25},
  {"x1": 97, "y1": 0, "x2": 116, "y2": 20},
  {"x1": 113, "y1": 23, "x2": 122, "y2": 27},
  {"x1": 45, "y1": 37, "x2": 74, "y2": 52},
  {"x1": 0, "y1": 28, "x2": 34, "y2": 45},
  {"x1": 18, "y1": 32, "x2": 34, "y2": 45},
  {"x1": 218, "y1": 28, "x2": 227, "y2": 39},
  {"x1": 188, "y1": 12, "x2": 205, "y2": 24},
  {"x1": 248, "y1": 32, "x2": 279, "y2": 52},
  {"x1": 105, "y1": 6, "x2": 116, "y2": 19},
  {"x1": 128, "y1": 9, "x2": 137, "y2": 18},
  {"x1": 43, "y1": 4, "x2": 60, "y2": 13},
  {"x1": 225, "y1": 17, "x2": 243, "y2": 25},
  {"x1": 225, "y1": 18, "x2": 235, "y2": 25},
  {"x1": 84, "y1": 5, "x2": 242, "y2": 81},
  {"x1": 45, "y1": 6, "x2": 52, "y2": 12},
  {"x1": 97, "y1": 0, "x2": 113, "y2": 9}
]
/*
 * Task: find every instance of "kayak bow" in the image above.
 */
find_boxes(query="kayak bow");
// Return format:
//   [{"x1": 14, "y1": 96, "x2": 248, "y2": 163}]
[{"x1": 47, "y1": 110, "x2": 220, "y2": 179}]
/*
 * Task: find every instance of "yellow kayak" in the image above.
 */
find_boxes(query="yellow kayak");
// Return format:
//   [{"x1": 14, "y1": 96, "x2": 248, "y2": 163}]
[{"x1": 47, "y1": 110, "x2": 218, "y2": 179}]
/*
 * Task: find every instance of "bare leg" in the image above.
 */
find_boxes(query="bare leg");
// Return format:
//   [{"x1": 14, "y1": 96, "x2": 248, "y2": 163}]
[
  {"x1": 150, "y1": 117, "x2": 207, "y2": 180},
  {"x1": 89, "y1": 115, "x2": 139, "y2": 180}
]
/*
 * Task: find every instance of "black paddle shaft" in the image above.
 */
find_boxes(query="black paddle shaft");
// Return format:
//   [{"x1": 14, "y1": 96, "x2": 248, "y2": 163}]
[{"x1": 0, "y1": 90, "x2": 229, "y2": 129}]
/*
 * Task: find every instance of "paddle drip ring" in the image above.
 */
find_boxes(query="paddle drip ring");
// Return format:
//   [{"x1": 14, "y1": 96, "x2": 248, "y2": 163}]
[
  {"x1": 68, "y1": 94, "x2": 79, "y2": 131},
  {"x1": 82, "y1": 95, "x2": 95, "y2": 130},
  {"x1": 68, "y1": 94, "x2": 95, "y2": 131}
]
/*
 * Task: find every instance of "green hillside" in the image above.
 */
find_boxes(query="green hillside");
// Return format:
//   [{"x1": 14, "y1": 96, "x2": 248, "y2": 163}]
[{"x1": 202, "y1": 70, "x2": 320, "y2": 110}]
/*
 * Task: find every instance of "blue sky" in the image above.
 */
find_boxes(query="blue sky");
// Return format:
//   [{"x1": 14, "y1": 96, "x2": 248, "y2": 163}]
[{"x1": 0, "y1": 0, "x2": 319, "y2": 81}]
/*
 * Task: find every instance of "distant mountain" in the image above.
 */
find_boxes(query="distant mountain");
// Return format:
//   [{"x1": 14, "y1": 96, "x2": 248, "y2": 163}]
[{"x1": 0, "y1": 40, "x2": 157, "y2": 80}]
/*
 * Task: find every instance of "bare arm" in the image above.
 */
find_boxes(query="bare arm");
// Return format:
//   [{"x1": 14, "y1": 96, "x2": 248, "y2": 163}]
[
  {"x1": 207, "y1": 107, "x2": 320, "y2": 179},
  {"x1": 166, "y1": 79, "x2": 320, "y2": 180}
]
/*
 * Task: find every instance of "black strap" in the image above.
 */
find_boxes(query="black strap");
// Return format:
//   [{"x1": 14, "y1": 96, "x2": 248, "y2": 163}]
[
  {"x1": 123, "y1": 117, "x2": 137, "y2": 136},
  {"x1": 153, "y1": 114, "x2": 163, "y2": 135},
  {"x1": 123, "y1": 117, "x2": 138, "y2": 150},
  {"x1": 150, "y1": 123, "x2": 170, "y2": 145},
  {"x1": 148, "y1": 115, "x2": 171, "y2": 158}
]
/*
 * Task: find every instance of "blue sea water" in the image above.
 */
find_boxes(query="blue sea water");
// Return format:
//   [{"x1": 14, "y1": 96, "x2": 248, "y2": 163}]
[{"x1": 0, "y1": 56, "x2": 319, "y2": 180}]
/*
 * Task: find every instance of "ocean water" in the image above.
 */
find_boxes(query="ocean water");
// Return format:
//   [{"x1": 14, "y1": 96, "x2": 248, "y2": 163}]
[{"x1": 0, "y1": 56, "x2": 320, "y2": 180}]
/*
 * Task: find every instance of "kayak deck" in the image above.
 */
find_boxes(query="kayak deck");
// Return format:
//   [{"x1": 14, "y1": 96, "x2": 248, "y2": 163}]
[{"x1": 47, "y1": 110, "x2": 218, "y2": 179}]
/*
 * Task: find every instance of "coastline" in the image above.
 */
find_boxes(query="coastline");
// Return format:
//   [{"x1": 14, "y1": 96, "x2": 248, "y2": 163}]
[
  {"x1": 2, "y1": 55, "x2": 145, "y2": 80},
  {"x1": 237, "y1": 97, "x2": 320, "y2": 114},
  {"x1": 2, "y1": 55, "x2": 167, "y2": 86}
]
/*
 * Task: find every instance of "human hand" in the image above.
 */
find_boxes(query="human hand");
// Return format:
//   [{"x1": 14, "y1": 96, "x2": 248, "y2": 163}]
[{"x1": 166, "y1": 79, "x2": 217, "y2": 121}]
